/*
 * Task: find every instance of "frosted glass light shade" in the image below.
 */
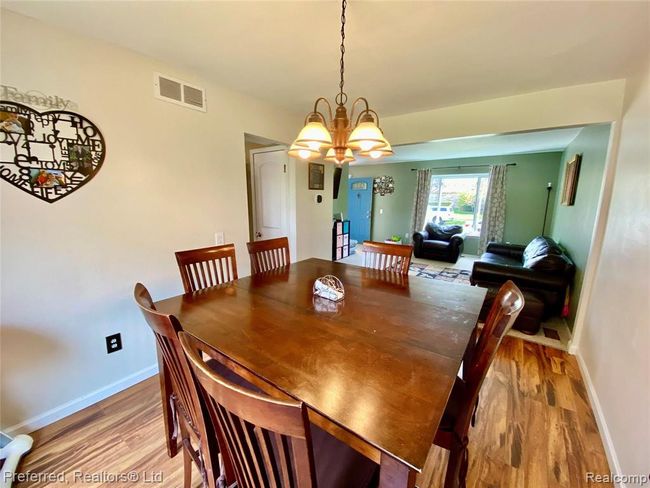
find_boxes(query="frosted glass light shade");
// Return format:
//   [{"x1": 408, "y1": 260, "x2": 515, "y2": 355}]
[
  {"x1": 288, "y1": 142, "x2": 320, "y2": 160},
  {"x1": 294, "y1": 121, "x2": 333, "y2": 151},
  {"x1": 324, "y1": 147, "x2": 355, "y2": 164},
  {"x1": 359, "y1": 141, "x2": 393, "y2": 159},
  {"x1": 347, "y1": 121, "x2": 388, "y2": 151}
]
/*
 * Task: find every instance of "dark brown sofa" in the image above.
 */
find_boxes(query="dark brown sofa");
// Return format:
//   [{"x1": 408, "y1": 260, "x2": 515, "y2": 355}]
[{"x1": 471, "y1": 236, "x2": 574, "y2": 334}]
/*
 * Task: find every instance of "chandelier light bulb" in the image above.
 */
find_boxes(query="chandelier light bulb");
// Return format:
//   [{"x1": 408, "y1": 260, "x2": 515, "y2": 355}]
[{"x1": 288, "y1": 141, "x2": 320, "y2": 160}]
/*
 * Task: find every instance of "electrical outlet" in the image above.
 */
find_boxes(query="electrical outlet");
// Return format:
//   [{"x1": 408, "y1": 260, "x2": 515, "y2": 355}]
[
  {"x1": 105, "y1": 333, "x2": 122, "y2": 354},
  {"x1": 215, "y1": 231, "x2": 225, "y2": 245}
]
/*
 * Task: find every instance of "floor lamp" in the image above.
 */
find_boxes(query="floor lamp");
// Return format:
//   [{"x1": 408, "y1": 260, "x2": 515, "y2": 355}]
[{"x1": 542, "y1": 182, "x2": 552, "y2": 235}]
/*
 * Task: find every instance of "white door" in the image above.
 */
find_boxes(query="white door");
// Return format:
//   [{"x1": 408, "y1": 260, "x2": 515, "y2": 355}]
[{"x1": 251, "y1": 148, "x2": 289, "y2": 241}]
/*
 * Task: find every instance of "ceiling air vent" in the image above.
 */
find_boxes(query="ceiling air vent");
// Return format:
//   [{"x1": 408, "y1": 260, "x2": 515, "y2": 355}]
[{"x1": 154, "y1": 73, "x2": 206, "y2": 112}]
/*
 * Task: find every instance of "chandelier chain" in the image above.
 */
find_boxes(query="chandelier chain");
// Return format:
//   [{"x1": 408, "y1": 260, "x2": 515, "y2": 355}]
[{"x1": 338, "y1": 0, "x2": 347, "y2": 105}]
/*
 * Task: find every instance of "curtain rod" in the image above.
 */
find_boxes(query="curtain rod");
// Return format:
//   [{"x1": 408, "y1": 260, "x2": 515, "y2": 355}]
[{"x1": 410, "y1": 163, "x2": 517, "y2": 171}]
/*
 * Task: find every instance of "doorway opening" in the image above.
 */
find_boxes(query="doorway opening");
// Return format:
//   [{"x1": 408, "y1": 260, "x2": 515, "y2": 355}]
[{"x1": 336, "y1": 123, "x2": 616, "y2": 353}]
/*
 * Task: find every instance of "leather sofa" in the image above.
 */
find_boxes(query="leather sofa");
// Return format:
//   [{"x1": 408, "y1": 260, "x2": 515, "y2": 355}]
[
  {"x1": 471, "y1": 236, "x2": 574, "y2": 333},
  {"x1": 412, "y1": 222, "x2": 465, "y2": 263}
]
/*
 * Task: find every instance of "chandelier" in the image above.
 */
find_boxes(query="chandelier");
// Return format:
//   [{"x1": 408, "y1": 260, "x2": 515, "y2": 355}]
[{"x1": 288, "y1": 0, "x2": 392, "y2": 165}]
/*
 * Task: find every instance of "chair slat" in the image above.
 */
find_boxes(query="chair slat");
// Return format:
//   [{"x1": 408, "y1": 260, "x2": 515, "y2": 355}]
[
  {"x1": 247, "y1": 237, "x2": 290, "y2": 275},
  {"x1": 175, "y1": 244, "x2": 239, "y2": 293},
  {"x1": 361, "y1": 241, "x2": 413, "y2": 275},
  {"x1": 275, "y1": 432, "x2": 293, "y2": 488}
]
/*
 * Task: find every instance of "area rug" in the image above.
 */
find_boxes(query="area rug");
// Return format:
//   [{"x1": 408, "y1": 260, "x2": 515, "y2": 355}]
[{"x1": 408, "y1": 263, "x2": 472, "y2": 284}]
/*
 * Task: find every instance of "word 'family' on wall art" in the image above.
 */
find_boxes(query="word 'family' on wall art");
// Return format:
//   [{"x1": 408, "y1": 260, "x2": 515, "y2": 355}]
[{"x1": 0, "y1": 101, "x2": 105, "y2": 203}]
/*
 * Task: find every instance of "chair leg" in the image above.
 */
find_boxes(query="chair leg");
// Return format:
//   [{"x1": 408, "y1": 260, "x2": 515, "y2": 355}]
[
  {"x1": 471, "y1": 395, "x2": 479, "y2": 427},
  {"x1": 179, "y1": 422, "x2": 193, "y2": 488},
  {"x1": 443, "y1": 445, "x2": 462, "y2": 488},
  {"x1": 443, "y1": 436, "x2": 469, "y2": 488}
]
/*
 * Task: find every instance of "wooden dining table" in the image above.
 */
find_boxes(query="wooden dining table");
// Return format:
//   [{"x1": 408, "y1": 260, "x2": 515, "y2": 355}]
[{"x1": 155, "y1": 258, "x2": 486, "y2": 487}]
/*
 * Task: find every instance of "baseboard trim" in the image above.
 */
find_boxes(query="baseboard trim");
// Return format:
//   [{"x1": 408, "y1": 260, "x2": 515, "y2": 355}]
[
  {"x1": 575, "y1": 352, "x2": 625, "y2": 488},
  {"x1": 3, "y1": 364, "x2": 158, "y2": 437}
]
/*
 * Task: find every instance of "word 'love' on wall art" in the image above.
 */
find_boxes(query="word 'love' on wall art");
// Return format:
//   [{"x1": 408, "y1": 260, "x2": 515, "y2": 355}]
[{"x1": 0, "y1": 101, "x2": 105, "y2": 203}]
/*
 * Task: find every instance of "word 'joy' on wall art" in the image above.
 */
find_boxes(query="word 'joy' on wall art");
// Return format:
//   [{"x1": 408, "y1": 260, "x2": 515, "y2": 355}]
[{"x1": 0, "y1": 101, "x2": 105, "y2": 203}]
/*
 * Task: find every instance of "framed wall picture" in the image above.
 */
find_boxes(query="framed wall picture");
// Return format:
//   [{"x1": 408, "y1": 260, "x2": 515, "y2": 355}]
[
  {"x1": 309, "y1": 162, "x2": 325, "y2": 190},
  {"x1": 561, "y1": 154, "x2": 582, "y2": 206}
]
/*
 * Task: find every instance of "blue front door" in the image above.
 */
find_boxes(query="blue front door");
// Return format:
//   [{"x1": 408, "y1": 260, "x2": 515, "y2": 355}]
[{"x1": 348, "y1": 177, "x2": 373, "y2": 243}]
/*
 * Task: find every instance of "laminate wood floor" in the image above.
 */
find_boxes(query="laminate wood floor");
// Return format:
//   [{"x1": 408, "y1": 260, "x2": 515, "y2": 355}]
[{"x1": 15, "y1": 337, "x2": 612, "y2": 488}]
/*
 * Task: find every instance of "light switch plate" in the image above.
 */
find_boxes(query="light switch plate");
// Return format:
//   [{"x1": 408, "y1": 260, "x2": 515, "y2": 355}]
[{"x1": 215, "y1": 231, "x2": 225, "y2": 245}]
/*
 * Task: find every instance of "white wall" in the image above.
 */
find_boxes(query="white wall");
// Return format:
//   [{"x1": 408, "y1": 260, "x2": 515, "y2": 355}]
[
  {"x1": 577, "y1": 66, "x2": 649, "y2": 485},
  {"x1": 382, "y1": 79, "x2": 626, "y2": 144},
  {"x1": 0, "y1": 10, "x2": 321, "y2": 432},
  {"x1": 294, "y1": 161, "x2": 334, "y2": 261}
]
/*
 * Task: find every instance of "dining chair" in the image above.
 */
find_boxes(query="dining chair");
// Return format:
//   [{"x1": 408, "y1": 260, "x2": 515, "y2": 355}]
[
  {"x1": 361, "y1": 241, "x2": 413, "y2": 274},
  {"x1": 179, "y1": 331, "x2": 380, "y2": 488},
  {"x1": 246, "y1": 236, "x2": 290, "y2": 274},
  {"x1": 434, "y1": 280, "x2": 524, "y2": 488},
  {"x1": 175, "y1": 243, "x2": 238, "y2": 293},
  {"x1": 134, "y1": 283, "x2": 221, "y2": 488}
]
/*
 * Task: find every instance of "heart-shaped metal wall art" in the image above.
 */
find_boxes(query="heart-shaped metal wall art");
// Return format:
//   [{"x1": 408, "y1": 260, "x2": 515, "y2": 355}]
[{"x1": 0, "y1": 101, "x2": 105, "y2": 203}]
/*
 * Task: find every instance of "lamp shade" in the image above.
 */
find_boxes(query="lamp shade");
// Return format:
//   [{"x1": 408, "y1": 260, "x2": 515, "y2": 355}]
[
  {"x1": 358, "y1": 141, "x2": 393, "y2": 159},
  {"x1": 347, "y1": 121, "x2": 388, "y2": 152},
  {"x1": 288, "y1": 142, "x2": 320, "y2": 160},
  {"x1": 324, "y1": 147, "x2": 355, "y2": 164},
  {"x1": 294, "y1": 121, "x2": 333, "y2": 151}
]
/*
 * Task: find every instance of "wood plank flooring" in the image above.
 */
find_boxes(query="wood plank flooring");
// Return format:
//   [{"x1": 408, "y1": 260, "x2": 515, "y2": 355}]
[{"x1": 15, "y1": 337, "x2": 612, "y2": 488}]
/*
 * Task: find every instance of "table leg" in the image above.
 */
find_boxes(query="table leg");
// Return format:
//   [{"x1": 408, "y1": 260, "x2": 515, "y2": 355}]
[
  {"x1": 379, "y1": 453, "x2": 417, "y2": 488},
  {"x1": 157, "y1": 348, "x2": 178, "y2": 458}
]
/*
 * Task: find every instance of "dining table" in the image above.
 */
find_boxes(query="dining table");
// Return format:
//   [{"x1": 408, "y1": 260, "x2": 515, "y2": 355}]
[{"x1": 155, "y1": 257, "x2": 486, "y2": 487}]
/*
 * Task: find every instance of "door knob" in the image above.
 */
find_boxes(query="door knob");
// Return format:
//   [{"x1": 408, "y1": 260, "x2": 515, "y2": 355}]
[{"x1": 256, "y1": 231, "x2": 262, "y2": 238}]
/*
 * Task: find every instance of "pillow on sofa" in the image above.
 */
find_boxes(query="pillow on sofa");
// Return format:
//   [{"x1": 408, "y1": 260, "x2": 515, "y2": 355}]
[
  {"x1": 523, "y1": 236, "x2": 572, "y2": 272},
  {"x1": 424, "y1": 222, "x2": 463, "y2": 241}
]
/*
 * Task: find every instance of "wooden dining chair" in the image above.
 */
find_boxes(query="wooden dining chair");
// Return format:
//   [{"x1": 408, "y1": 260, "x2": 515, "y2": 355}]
[
  {"x1": 434, "y1": 280, "x2": 524, "y2": 488},
  {"x1": 179, "y1": 331, "x2": 380, "y2": 488},
  {"x1": 246, "y1": 236, "x2": 290, "y2": 274},
  {"x1": 134, "y1": 283, "x2": 221, "y2": 488},
  {"x1": 361, "y1": 241, "x2": 413, "y2": 274},
  {"x1": 175, "y1": 243, "x2": 238, "y2": 293}
]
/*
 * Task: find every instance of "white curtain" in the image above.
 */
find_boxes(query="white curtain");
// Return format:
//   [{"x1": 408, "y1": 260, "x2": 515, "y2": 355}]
[
  {"x1": 410, "y1": 169, "x2": 432, "y2": 237},
  {"x1": 478, "y1": 165, "x2": 508, "y2": 254}
]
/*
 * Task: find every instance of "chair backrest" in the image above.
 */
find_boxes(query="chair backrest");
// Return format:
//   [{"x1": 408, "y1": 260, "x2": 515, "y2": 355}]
[
  {"x1": 361, "y1": 241, "x2": 413, "y2": 274},
  {"x1": 175, "y1": 244, "x2": 238, "y2": 293},
  {"x1": 246, "y1": 237, "x2": 290, "y2": 275},
  {"x1": 458, "y1": 281, "x2": 524, "y2": 430},
  {"x1": 133, "y1": 283, "x2": 217, "y2": 486},
  {"x1": 179, "y1": 331, "x2": 316, "y2": 488}
]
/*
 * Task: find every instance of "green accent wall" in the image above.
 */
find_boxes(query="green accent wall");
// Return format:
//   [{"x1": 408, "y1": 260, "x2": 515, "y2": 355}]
[
  {"x1": 550, "y1": 124, "x2": 610, "y2": 329},
  {"x1": 337, "y1": 152, "x2": 563, "y2": 255}
]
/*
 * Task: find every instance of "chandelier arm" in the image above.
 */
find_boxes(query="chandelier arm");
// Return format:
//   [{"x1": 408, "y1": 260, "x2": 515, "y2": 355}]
[
  {"x1": 349, "y1": 97, "x2": 371, "y2": 127},
  {"x1": 354, "y1": 108, "x2": 382, "y2": 127},
  {"x1": 312, "y1": 97, "x2": 333, "y2": 123}
]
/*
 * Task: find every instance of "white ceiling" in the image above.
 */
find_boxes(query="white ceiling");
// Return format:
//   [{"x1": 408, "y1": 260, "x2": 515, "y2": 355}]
[
  {"x1": 4, "y1": 1, "x2": 649, "y2": 116},
  {"x1": 356, "y1": 126, "x2": 584, "y2": 165}
]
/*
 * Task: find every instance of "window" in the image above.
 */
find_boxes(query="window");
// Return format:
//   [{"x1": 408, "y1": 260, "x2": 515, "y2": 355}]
[{"x1": 425, "y1": 174, "x2": 489, "y2": 236}]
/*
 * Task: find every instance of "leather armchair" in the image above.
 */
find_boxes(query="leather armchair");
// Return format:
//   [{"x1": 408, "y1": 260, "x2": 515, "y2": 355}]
[
  {"x1": 471, "y1": 236, "x2": 574, "y2": 317},
  {"x1": 413, "y1": 223, "x2": 465, "y2": 263}
]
